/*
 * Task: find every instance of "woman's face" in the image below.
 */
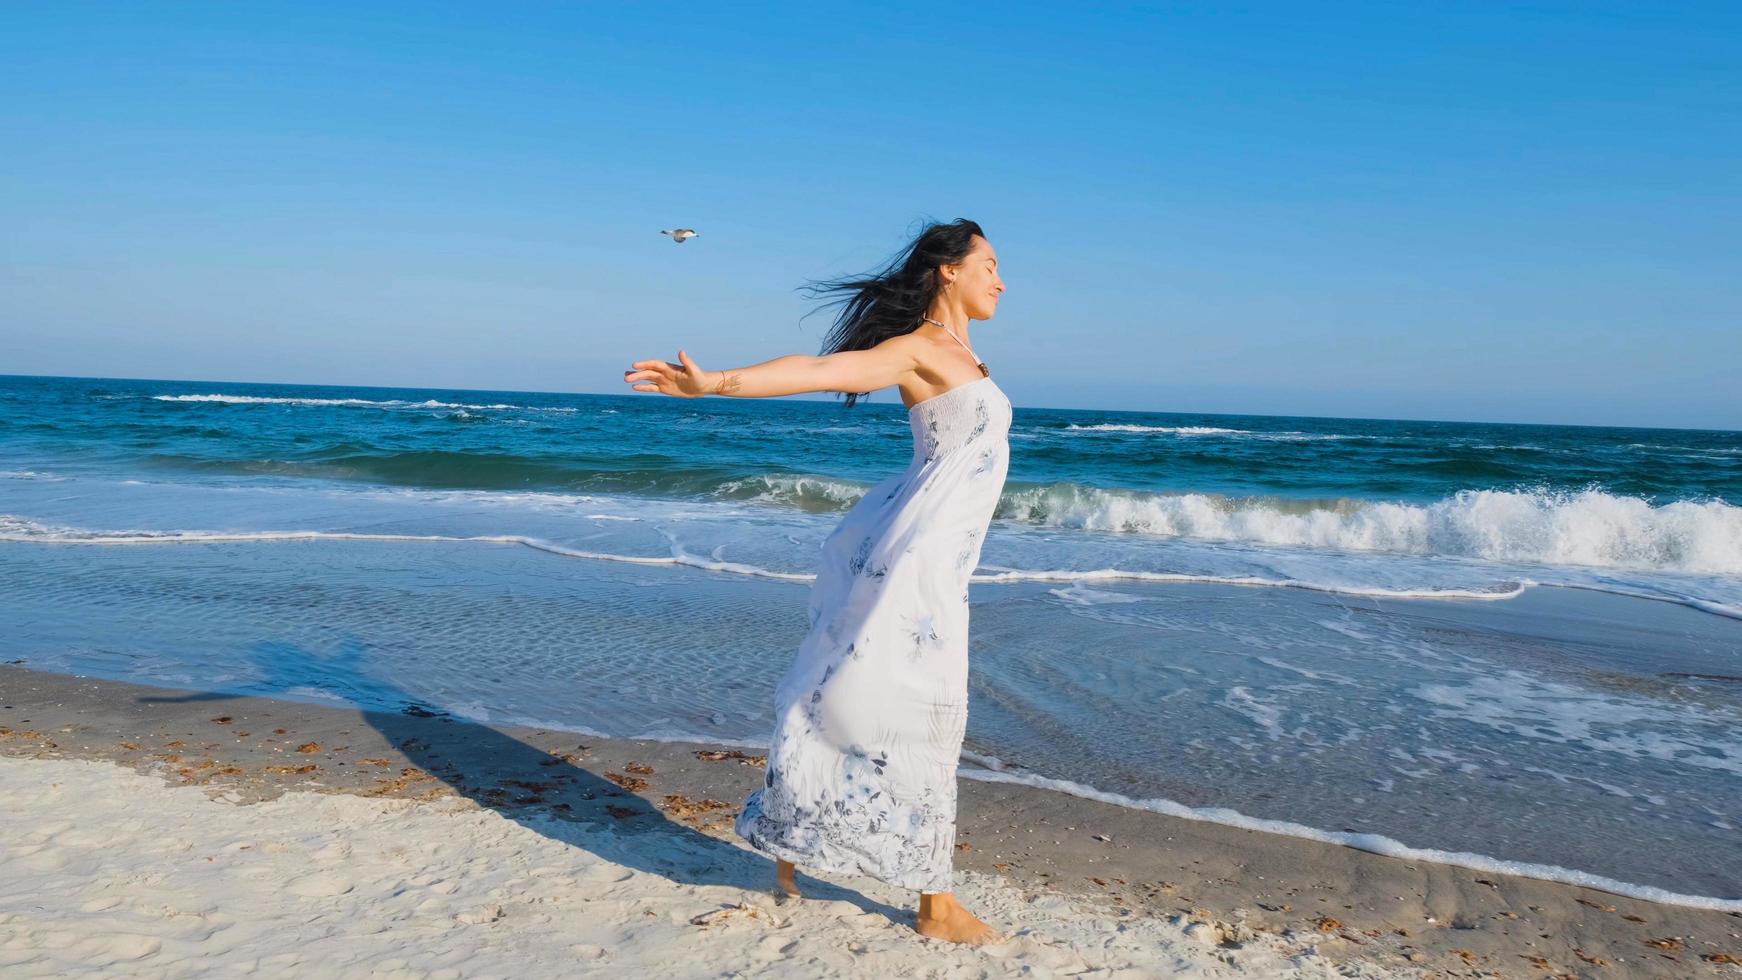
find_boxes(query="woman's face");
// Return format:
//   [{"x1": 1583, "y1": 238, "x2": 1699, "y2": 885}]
[{"x1": 948, "y1": 236, "x2": 1005, "y2": 320}]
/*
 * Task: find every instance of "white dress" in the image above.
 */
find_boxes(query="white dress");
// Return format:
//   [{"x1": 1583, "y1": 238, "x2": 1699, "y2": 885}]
[{"x1": 735, "y1": 374, "x2": 1012, "y2": 892}]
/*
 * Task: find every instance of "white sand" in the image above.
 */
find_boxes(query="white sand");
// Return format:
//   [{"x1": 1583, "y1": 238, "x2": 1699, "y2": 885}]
[{"x1": 0, "y1": 755, "x2": 1400, "y2": 979}]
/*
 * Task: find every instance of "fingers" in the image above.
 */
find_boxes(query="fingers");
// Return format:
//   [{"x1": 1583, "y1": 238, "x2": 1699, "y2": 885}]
[
  {"x1": 625, "y1": 362, "x2": 672, "y2": 395},
  {"x1": 624, "y1": 352, "x2": 692, "y2": 392},
  {"x1": 623, "y1": 365, "x2": 676, "y2": 383}
]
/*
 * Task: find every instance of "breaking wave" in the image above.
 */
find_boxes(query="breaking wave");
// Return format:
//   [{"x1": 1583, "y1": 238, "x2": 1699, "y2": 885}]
[
  {"x1": 150, "y1": 394, "x2": 578, "y2": 412},
  {"x1": 1000, "y1": 484, "x2": 1742, "y2": 575}
]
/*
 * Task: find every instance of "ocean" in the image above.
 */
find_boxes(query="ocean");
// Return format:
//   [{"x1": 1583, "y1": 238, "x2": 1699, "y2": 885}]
[{"x1": 2, "y1": 373, "x2": 1738, "y2": 909}]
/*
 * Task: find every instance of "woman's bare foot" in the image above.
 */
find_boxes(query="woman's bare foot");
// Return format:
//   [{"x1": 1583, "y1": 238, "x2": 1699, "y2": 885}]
[
  {"x1": 916, "y1": 892, "x2": 1003, "y2": 945},
  {"x1": 774, "y1": 859, "x2": 802, "y2": 903}
]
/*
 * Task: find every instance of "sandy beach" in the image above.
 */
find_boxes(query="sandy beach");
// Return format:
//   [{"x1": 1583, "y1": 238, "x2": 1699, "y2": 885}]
[
  {"x1": 7, "y1": 1, "x2": 1740, "y2": 975},
  {"x1": 2, "y1": 666, "x2": 1736, "y2": 978}
]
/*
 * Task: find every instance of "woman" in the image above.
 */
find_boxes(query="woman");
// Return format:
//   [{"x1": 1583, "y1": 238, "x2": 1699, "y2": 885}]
[{"x1": 623, "y1": 218, "x2": 1010, "y2": 945}]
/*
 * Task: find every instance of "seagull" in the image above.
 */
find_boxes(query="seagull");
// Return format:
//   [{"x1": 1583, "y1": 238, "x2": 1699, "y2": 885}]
[{"x1": 660, "y1": 228, "x2": 699, "y2": 243}]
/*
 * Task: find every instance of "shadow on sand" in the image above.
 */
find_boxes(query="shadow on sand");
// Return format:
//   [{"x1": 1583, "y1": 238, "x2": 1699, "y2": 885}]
[{"x1": 136, "y1": 635, "x2": 912, "y2": 925}]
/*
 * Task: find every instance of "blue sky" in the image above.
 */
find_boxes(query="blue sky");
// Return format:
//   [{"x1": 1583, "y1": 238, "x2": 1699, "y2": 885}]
[{"x1": 3, "y1": 3, "x2": 1737, "y2": 428}]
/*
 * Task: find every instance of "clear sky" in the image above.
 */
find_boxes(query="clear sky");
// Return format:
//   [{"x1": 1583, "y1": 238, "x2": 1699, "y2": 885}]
[{"x1": 3, "y1": 3, "x2": 1737, "y2": 429}]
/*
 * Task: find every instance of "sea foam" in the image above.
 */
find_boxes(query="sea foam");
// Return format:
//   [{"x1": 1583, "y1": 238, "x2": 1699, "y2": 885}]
[
  {"x1": 151, "y1": 393, "x2": 578, "y2": 412},
  {"x1": 1061, "y1": 423, "x2": 1347, "y2": 441},
  {"x1": 999, "y1": 484, "x2": 1742, "y2": 575}
]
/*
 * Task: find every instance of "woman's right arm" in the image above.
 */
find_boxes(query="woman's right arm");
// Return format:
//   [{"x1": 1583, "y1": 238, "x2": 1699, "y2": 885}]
[{"x1": 625, "y1": 338, "x2": 920, "y2": 399}]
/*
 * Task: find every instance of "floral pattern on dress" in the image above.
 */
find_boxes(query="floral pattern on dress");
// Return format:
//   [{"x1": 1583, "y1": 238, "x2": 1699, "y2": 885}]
[
  {"x1": 735, "y1": 376, "x2": 1011, "y2": 893},
  {"x1": 955, "y1": 529, "x2": 980, "y2": 571}
]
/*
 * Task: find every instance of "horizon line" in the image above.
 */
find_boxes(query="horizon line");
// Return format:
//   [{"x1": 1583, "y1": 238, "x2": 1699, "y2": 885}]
[{"x1": 3, "y1": 372, "x2": 1736, "y2": 435}]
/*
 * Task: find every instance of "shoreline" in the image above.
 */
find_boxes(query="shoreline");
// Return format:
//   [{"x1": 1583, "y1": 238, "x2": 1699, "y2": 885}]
[{"x1": 4, "y1": 666, "x2": 1738, "y2": 977}]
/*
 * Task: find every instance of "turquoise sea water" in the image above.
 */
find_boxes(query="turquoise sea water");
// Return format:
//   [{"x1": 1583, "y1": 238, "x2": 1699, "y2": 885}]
[{"x1": 2, "y1": 374, "x2": 1738, "y2": 907}]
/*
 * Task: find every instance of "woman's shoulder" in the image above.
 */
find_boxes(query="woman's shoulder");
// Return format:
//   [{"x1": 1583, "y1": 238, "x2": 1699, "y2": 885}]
[{"x1": 872, "y1": 330, "x2": 931, "y2": 356}]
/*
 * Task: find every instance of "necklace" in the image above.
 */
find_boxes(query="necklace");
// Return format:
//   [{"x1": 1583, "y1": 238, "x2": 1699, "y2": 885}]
[{"x1": 921, "y1": 317, "x2": 989, "y2": 376}]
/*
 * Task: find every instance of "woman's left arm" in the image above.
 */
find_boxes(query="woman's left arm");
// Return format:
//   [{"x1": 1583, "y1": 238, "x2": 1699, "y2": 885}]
[{"x1": 625, "y1": 339, "x2": 918, "y2": 399}]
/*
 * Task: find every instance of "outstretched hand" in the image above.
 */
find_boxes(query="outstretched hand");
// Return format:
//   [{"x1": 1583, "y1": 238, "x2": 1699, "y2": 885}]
[{"x1": 624, "y1": 350, "x2": 714, "y2": 398}]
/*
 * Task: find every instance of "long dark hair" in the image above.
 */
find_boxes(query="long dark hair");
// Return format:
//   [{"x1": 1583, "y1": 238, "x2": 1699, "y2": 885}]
[{"x1": 805, "y1": 218, "x2": 985, "y2": 408}]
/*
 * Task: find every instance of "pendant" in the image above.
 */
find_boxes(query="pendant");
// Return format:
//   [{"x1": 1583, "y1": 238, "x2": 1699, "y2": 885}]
[{"x1": 976, "y1": 362, "x2": 989, "y2": 377}]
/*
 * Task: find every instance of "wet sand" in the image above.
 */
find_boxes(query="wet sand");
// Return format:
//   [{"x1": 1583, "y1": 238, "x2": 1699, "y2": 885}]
[{"x1": 3, "y1": 664, "x2": 1738, "y2": 978}]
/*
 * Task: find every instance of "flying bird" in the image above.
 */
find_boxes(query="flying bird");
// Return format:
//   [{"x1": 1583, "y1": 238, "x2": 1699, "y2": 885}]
[{"x1": 660, "y1": 228, "x2": 699, "y2": 243}]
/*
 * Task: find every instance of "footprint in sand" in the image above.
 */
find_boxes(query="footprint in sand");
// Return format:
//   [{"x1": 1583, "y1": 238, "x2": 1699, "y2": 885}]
[
  {"x1": 78, "y1": 896, "x2": 123, "y2": 914},
  {"x1": 285, "y1": 873, "x2": 356, "y2": 898},
  {"x1": 570, "y1": 943, "x2": 607, "y2": 959},
  {"x1": 28, "y1": 818, "x2": 78, "y2": 839},
  {"x1": 309, "y1": 841, "x2": 351, "y2": 864},
  {"x1": 577, "y1": 865, "x2": 635, "y2": 884},
  {"x1": 454, "y1": 903, "x2": 504, "y2": 925},
  {"x1": 232, "y1": 862, "x2": 281, "y2": 882},
  {"x1": 48, "y1": 828, "x2": 112, "y2": 849},
  {"x1": 757, "y1": 935, "x2": 802, "y2": 956},
  {"x1": 76, "y1": 933, "x2": 163, "y2": 967},
  {"x1": 15, "y1": 843, "x2": 72, "y2": 872}
]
